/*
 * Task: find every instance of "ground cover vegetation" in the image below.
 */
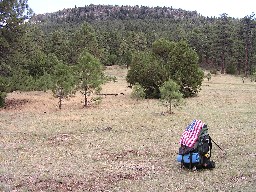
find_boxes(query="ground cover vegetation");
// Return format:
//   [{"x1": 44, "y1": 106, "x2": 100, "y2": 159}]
[{"x1": 1, "y1": 66, "x2": 255, "y2": 191}]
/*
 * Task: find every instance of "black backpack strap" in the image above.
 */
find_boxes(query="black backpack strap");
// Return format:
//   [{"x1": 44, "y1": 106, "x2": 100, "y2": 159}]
[
  {"x1": 199, "y1": 154, "x2": 204, "y2": 165},
  {"x1": 181, "y1": 154, "x2": 184, "y2": 168},
  {"x1": 189, "y1": 153, "x2": 192, "y2": 169},
  {"x1": 209, "y1": 136, "x2": 212, "y2": 158}
]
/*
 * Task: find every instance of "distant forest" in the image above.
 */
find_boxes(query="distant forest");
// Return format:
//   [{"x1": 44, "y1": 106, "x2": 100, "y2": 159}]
[
  {"x1": 1, "y1": 2, "x2": 256, "y2": 106},
  {"x1": 30, "y1": 4, "x2": 256, "y2": 75}
]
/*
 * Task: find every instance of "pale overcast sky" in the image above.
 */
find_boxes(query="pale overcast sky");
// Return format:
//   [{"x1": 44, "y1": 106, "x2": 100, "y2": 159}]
[{"x1": 28, "y1": 0, "x2": 255, "y2": 18}]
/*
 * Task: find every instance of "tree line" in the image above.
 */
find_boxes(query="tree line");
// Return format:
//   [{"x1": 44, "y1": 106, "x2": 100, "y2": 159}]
[
  {"x1": 31, "y1": 5, "x2": 256, "y2": 76},
  {"x1": 1, "y1": 1, "x2": 256, "y2": 107}
]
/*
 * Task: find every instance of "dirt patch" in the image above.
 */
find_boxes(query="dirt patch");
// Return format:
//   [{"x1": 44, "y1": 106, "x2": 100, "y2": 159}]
[
  {"x1": 3, "y1": 98, "x2": 31, "y2": 110},
  {"x1": 10, "y1": 169, "x2": 149, "y2": 192},
  {"x1": 0, "y1": 82, "x2": 132, "y2": 114},
  {"x1": 0, "y1": 66, "x2": 133, "y2": 114},
  {"x1": 0, "y1": 91, "x2": 58, "y2": 113},
  {"x1": 47, "y1": 133, "x2": 74, "y2": 146}
]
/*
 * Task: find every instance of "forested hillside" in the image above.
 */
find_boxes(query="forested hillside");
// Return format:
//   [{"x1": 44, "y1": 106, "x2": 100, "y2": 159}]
[
  {"x1": 30, "y1": 4, "x2": 256, "y2": 75},
  {"x1": 31, "y1": 4, "x2": 199, "y2": 23},
  {"x1": 1, "y1": 2, "x2": 256, "y2": 106}
]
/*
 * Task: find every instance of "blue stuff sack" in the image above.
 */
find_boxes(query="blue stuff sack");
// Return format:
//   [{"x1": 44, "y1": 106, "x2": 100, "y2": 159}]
[{"x1": 177, "y1": 153, "x2": 200, "y2": 163}]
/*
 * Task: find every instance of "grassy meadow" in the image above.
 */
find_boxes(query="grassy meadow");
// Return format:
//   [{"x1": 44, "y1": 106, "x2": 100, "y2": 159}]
[{"x1": 0, "y1": 66, "x2": 256, "y2": 191}]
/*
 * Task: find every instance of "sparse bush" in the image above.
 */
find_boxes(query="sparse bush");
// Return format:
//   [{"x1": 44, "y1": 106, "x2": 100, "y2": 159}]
[
  {"x1": 242, "y1": 76, "x2": 245, "y2": 83},
  {"x1": 105, "y1": 75, "x2": 117, "y2": 83},
  {"x1": 90, "y1": 96, "x2": 102, "y2": 106},
  {"x1": 0, "y1": 91, "x2": 6, "y2": 107},
  {"x1": 108, "y1": 54, "x2": 118, "y2": 65},
  {"x1": 226, "y1": 63, "x2": 237, "y2": 75},
  {"x1": 0, "y1": 77, "x2": 7, "y2": 107},
  {"x1": 210, "y1": 69, "x2": 218, "y2": 75},
  {"x1": 131, "y1": 83, "x2": 146, "y2": 100},
  {"x1": 251, "y1": 72, "x2": 256, "y2": 82},
  {"x1": 206, "y1": 72, "x2": 211, "y2": 81}
]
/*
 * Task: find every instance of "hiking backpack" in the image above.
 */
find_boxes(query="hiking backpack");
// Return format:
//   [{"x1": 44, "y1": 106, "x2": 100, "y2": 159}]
[{"x1": 177, "y1": 119, "x2": 215, "y2": 170}]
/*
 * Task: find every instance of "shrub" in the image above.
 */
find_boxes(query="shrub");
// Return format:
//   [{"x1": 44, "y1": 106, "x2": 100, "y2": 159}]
[
  {"x1": 210, "y1": 69, "x2": 218, "y2": 75},
  {"x1": 206, "y1": 72, "x2": 211, "y2": 81},
  {"x1": 0, "y1": 91, "x2": 6, "y2": 107},
  {"x1": 226, "y1": 64, "x2": 237, "y2": 75},
  {"x1": 251, "y1": 72, "x2": 256, "y2": 82},
  {"x1": 126, "y1": 51, "x2": 166, "y2": 98},
  {"x1": 131, "y1": 83, "x2": 146, "y2": 100},
  {"x1": 0, "y1": 77, "x2": 7, "y2": 107},
  {"x1": 127, "y1": 40, "x2": 204, "y2": 98}
]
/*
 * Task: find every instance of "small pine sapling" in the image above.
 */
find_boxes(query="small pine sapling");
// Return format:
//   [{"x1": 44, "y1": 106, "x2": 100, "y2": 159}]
[
  {"x1": 52, "y1": 61, "x2": 76, "y2": 109},
  {"x1": 206, "y1": 73, "x2": 211, "y2": 81},
  {"x1": 160, "y1": 79, "x2": 183, "y2": 114}
]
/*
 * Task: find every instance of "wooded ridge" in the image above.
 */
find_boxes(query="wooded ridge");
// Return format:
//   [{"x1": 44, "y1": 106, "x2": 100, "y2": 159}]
[
  {"x1": 1, "y1": 2, "x2": 256, "y2": 107},
  {"x1": 30, "y1": 4, "x2": 200, "y2": 24}
]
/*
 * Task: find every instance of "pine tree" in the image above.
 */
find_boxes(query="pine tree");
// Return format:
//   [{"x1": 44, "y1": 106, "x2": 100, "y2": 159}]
[
  {"x1": 0, "y1": 0, "x2": 32, "y2": 106},
  {"x1": 160, "y1": 79, "x2": 183, "y2": 114},
  {"x1": 51, "y1": 56, "x2": 76, "y2": 109},
  {"x1": 75, "y1": 51, "x2": 104, "y2": 107},
  {"x1": 214, "y1": 13, "x2": 233, "y2": 74},
  {"x1": 240, "y1": 14, "x2": 255, "y2": 76}
]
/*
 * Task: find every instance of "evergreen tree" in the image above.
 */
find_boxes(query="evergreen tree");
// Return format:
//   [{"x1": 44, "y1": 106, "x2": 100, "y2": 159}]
[
  {"x1": 51, "y1": 56, "x2": 76, "y2": 109},
  {"x1": 127, "y1": 39, "x2": 204, "y2": 98},
  {"x1": 240, "y1": 14, "x2": 255, "y2": 76},
  {"x1": 0, "y1": 0, "x2": 32, "y2": 106},
  {"x1": 160, "y1": 79, "x2": 183, "y2": 114},
  {"x1": 214, "y1": 13, "x2": 233, "y2": 74},
  {"x1": 0, "y1": 77, "x2": 7, "y2": 107},
  {"x1": 45, "y1": 29, "x2": 70, "y2": 63},
  {"x1": 75, "y1": 51, "x2": 104, "y2": 107},
  {"x1": 126, "y1": 51, "x2": 167, "y2": 98},
  {"x1": 69, "y1": 23, "x2": 99, "y2": 65},
  {"x1": 152, "y1": 38, "x2": 175, "y2": 62}
]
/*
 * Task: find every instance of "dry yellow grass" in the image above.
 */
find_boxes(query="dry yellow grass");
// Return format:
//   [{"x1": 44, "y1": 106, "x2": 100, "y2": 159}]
[{"x1": 0, "y1": 66, "x2": 255, "y2": 191}]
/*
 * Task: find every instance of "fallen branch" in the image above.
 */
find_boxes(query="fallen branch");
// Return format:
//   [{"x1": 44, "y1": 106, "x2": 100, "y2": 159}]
[{"x1": 97, "y1": 93, "x2": 118, "y2": 96}]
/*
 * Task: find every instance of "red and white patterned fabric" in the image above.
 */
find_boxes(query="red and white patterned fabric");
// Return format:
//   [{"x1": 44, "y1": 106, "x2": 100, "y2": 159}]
[{"x1": 179, "y1": 119, "x2": 204, "y2": 148}]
